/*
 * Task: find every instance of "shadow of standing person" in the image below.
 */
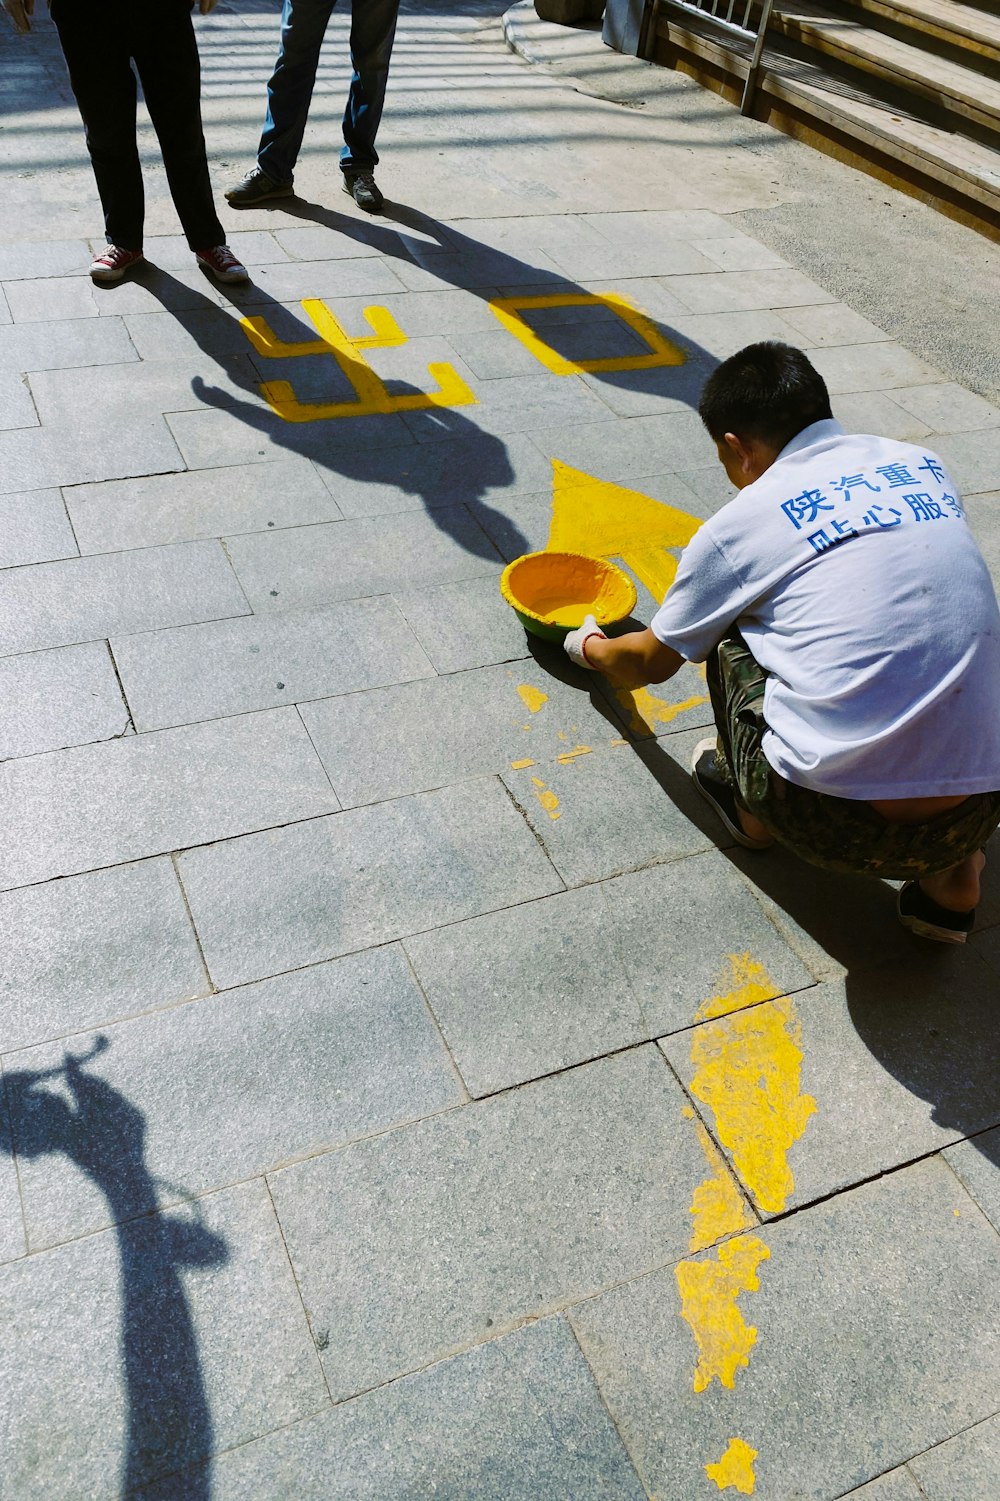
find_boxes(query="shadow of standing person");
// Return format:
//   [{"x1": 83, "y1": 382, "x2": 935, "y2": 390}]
[{"x1": 1, "y1": 1037, "x2": 228, "y2": 1500}]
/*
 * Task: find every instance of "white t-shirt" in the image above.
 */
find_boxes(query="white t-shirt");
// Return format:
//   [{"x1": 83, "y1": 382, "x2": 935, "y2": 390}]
[{"x1": 650, "y1": 419, "x2": 1000, "y2": 799}]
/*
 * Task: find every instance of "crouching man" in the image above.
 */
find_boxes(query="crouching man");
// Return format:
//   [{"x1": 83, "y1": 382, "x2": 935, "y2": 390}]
[{"x1": 566, "y1": 342, "x2": 1000, "y2": 943}]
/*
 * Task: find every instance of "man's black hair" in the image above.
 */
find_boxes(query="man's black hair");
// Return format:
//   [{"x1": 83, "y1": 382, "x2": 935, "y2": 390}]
[{"x1": 698, "y1": 341, "x2": 833, "y2": 450}]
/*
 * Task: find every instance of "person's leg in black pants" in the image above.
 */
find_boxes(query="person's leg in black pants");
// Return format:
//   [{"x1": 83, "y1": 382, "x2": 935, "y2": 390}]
[
  {"x1": 49, "y1": 0, "x2": 145, "y2": 249},
  {"x1": 129, "y1": 2, "x2": 225, "y2": 251}
]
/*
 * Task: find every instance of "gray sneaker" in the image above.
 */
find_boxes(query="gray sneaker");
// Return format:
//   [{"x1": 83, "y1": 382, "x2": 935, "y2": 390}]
[
  {"x1": 342, "y1": 169, "x2": 384, "y2": 212},
  {"x1": 225, "y1": 166, "x2": 294, "y2": 206}
]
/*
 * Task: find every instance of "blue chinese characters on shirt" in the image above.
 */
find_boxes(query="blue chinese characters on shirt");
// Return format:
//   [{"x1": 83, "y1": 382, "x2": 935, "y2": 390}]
[{"x1": 779, "y1": 454, "x2": 965, "y2": 556}]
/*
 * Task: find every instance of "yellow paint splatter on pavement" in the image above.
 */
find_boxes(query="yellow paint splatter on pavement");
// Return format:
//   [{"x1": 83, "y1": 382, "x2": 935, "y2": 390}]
[
  {"x1": 531, "y1": 777, "x2": 560, "y2": 820},
  {"x1": 689, "y1": 1120, "x2": 756, "y2": 1252},
  {"x1": 517, "y1": 684, "x2": 548, "y2": 713},
  {"x1": 696, "y1": 952, "x2": 782, "y2": 1022},
  {"x1": 675, "y1": 1235, "x2": 771, "y2": 1392},
  {"x1": 557, "y1": 745, "x2": 592, "y2": 764},
  {"x1": 689, "y1": 999, "x2": 816, "y2": 1214},
  {"x1": 614, "y1": 684, "x2": 711, "y2": 736},
  {"x1": 510, "y1": 758, "x2": 535, "y2": 770},
  {"x1": 705, "y1": 1437, "x2": 759, "y2": 1494}
]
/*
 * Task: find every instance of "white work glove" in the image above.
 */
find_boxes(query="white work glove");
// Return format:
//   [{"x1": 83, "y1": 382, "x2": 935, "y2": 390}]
[{"x1": 564, "y1": 614, "x2": 606, "y2": 670}]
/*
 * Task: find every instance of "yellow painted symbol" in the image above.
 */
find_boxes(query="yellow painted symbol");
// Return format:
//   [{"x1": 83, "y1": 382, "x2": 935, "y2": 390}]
[
  {"x1": 517, "y1": 684, "x2": 549, "y2": 713},
  {"x1": 489, "y1": 292, "x2": 686, "y2": 376},
  {"x1": 696, "y1": 953, "x2": 783, "y2": 1023},
  {"x1": 675, "y1": 1234, "x2": 771, "y2": 1392},
  {"x1": 706, "y1": 1437, "x2": 759, "y2": 1495},
  {"x1": 510, "y1": 758, "x2": 535, "y2": 770},
  {"x1": 240, "y1": 299, "x2": 477, "y2": 422},
  {"x1": 530, "y1": 777, "x2": 561, "y2": 820},
  {"x1": 689, "y1": 1118, "x2": 756, "y2": 1253},
  {"x1": 689, "y1": 998, "x2": 817, "y2": 1215},
  {"x1": 547, "y1": 460, "x2": 701, "y2": 603}
]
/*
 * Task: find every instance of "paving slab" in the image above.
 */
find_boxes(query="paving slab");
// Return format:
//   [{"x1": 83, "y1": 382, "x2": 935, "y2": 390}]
[
  {"x1": 224, "y1": 507, "x2": 502, "y2": 612},
  {"x1": 0, "y1": 316, "x2": 137, "y2": 373},
  {"x1": 141, "y1": 1318, "x2": 647, "y2": 1501},
  {"x1": 112, "y1": 596, "x2": 434, "y2": 731},
  {"x1": 907, "y1": 1413, "x2": 1000, "y2": 1501},
  {"x1": 10, "y1": 945, "x2": 462, "y2": 1250},
  {"x1": 776, "y1": 301, "x2": 893, "y2": 348},
  {"x1": 0, "y1": 1179, "x2": 326, "y2": 1500},
  {"x1": 570, "y1": 1159, "x2": 1000, "y2": 1501},
  {"x1": 526, "y1": 410, "x2": 716, "y2": 483},
  {"x1": 301, "y1": 661, "x2": 619, "y2": 807},
  {"x1": 29, "y1": 353, "x2": 263, "y2": 428},
  {"x1": 393, "y1": 573, "x2": 531, "y2": 672},
  {"x1": 0, "y1": 642, "x2": 130, "y2": 760},
  {"x1": 0, "y1": 240, "x2": 90, "y2": 280},
  {"x1": 0, "y1": 858, "x2": 208, "y2": 1055},
  {"x1": 809, "y1": 342, "x2": 942, "y2": 395},
  {"x1": 404, "y1": 886, "x2": 646, "y2": 1096},
  {"x1": 832, "y1": 390, "x2": 932, "y2": 443},
  {"x1": 0, "y1": 707, "x2": 338, "y2": 893},
  {"x1": 503, "y1": 738, "x2": 718, "y2": 887},
  {"x1": 944, "y1": 1127, "x2": 1000, "y2": 1233},
  {"x1": 662, "y1": 949, "x2": 1000, "y2": 1217},
  {"x1": 177, "y1": 775, "x2": 563, "y2": 990},
  {"x1": 0, "y1": 488, "x2": 76, "y2": 566},
  {"x1": 0, "y1": 539, "x2": 248, "y2": 657},
  {"x1": 0, "y1": 411, "x2": 185, "y2": 495},
  {"x1": 930, "y1": 428, "x2": 1000, "y2": 496},
  {"x1": 4, "y1": 276, "x2": 102, "y2": 323},
  {"x1": 225, "y1": 255, "x2": 409, "y2": 303},
  {"x1": 602, "y1": 850, "x2": 815, "y2": 1038},
  {"x1": 64, "y1": 458, "x2": 340, "y2": 552},
  {"x1": 268, "y1": 1046, "x2": 728, "y2": 1402},
  {"x1": 842, "y1": 1473, "x2": 923, "y2": 1501},
  {"x1": 0, "y1": 1145, "x2": 25, "y2": 1265},
  {"x1": 658, "y1": 268, "x2": 838, "y2": 315},
  {"x1": 878, "y1": 383, "x2": 1000, "y2": 435},
  {"x1": 0, "y1": 371, "x2": 38, "y2": 430}
]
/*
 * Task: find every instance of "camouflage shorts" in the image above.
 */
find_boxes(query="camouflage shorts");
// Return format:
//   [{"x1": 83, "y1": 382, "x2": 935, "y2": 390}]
[{"x1": 705, "y1": 631, "x2": 1000, "y2": 879}]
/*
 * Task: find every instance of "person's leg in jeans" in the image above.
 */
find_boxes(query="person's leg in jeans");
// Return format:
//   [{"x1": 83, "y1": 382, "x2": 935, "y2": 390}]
[
  {"x1": 129, "y1": 1, "x2": 225, "y2": 250},
  {"x1": 49, "y1": 0, "x2": 145, "y2": 248},
  {"x1": 257, "y1": 0, "x2": 338, "y2": 185},
  {"x1": 340, "y1": 0, "x2": 401, "y2": 173}
]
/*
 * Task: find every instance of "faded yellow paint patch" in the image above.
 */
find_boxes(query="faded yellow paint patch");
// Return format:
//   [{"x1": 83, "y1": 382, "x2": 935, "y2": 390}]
[
  {"x1": 557, "y1": 744, "x2": 592, "y2": 764},
  {"x1": 689, "y1": 1120, "x2": 756, "y2": 1253},
  {"x1": 675, "y1": 1235, "x2": 771, "y2": 1392},
  {"x1": 510, "y1": 758, "x2": 535, "y2": 771},
  {"x1": 689, "y1": 999, "x2": 816, "y2": 1214},
  {"x1": 696, "y1": 953, "x2": 781, "y2": 1022},
  {"x1": 547, "y1": 461, "x2": 700, "y2": 603},
  {"x1": 614, "y1": 684, "x2": 711, "y2": 736},
  {"x1": 517, "y1": 684, "x2": 548, "y2": 714},
  {"x1": 531, "y1": 777, "x2": 560, "y2": 820},
  {"x1": 706, "y1": 1437, "x2": 758, "y2": 1494}
]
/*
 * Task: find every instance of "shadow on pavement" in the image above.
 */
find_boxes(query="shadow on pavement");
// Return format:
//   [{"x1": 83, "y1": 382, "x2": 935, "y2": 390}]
[{"x1": 0, "y1": 1037, "x2": 227, "y2": 1500}]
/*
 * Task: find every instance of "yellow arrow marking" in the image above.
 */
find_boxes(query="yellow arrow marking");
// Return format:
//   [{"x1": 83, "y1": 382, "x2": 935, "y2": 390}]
[{"x1": 546, "y1": 460, "x2": 701, "y2": 604}]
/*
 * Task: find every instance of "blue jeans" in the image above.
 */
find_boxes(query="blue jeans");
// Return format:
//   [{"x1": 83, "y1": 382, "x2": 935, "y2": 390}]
[{"x1": 257, "y1": 0, "x2": 400, "y2": 182}]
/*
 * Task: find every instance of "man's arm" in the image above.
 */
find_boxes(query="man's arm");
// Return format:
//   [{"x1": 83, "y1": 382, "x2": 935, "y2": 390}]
[{"x1": 565, "y1": 618, "x2": 684, "y2": 688}]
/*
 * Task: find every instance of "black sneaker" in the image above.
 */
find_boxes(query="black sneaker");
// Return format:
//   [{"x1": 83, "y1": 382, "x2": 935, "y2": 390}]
[
  {"x1": 342, "y1": 169, "x2": 383, "y2": 212},
  {"x1": 691, "y1": 737, "x2": 774, "y2": 850},
  {"x1": 897, "y1": 882, "x2": 975, "y2": 944},
  {"x1": 225, "y1": 166, "x2": 294, "y2": 206}
]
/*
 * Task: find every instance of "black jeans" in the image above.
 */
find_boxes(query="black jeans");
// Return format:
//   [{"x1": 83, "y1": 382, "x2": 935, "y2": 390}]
[{"x1": 50, "y1": 0, "x2": 224, "y2": 251}]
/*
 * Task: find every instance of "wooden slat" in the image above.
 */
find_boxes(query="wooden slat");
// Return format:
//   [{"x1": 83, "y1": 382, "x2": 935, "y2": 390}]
[
  {"x1": 843, "y1": 0, "x2": 1000, "y2": 62},
  {"x1": 771, "y1": 2, "x2": 1000, "y2": 132}
]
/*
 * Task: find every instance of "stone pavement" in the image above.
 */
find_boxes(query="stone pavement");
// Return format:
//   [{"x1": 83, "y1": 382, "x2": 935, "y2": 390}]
[{"x1": 0, "y1": 2, "x2": 999, "y2": 1498}]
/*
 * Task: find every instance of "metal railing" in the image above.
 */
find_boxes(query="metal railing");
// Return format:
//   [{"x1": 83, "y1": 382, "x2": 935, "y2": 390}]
[{"x1": 640, "y1": 0, "x2": 776, "y2": 114}]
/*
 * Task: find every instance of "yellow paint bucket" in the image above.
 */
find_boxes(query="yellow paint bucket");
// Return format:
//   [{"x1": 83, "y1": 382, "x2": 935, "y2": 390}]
[{"x1": 499, "y1": 550, "x2": 637, "y2": 643}]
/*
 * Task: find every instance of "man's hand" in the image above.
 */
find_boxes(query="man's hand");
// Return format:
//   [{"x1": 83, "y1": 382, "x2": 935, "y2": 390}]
[
  {"x1": 564, "y1": 615, "x2": 607, "y2": 670},
  {"x1": 198, "y1": 0, "x2": 219, "y2": 13},
  {"x1": 3, "y1": 0, "x2": 35, "y2": 34}
]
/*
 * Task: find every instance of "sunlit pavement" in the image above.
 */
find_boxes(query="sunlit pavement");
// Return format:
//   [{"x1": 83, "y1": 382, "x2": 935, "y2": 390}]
[{"x1": 0, "y1": 4, "x2": 998, "y2": 1497}]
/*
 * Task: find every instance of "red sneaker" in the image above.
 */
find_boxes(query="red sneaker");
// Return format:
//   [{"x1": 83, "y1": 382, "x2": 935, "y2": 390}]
[
  {"x1": 195, "y1": 245, "x2": 249, "y2": 284},
  {"x1": 90, "y1": 246, "x2": 145, "y2": 284}
]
